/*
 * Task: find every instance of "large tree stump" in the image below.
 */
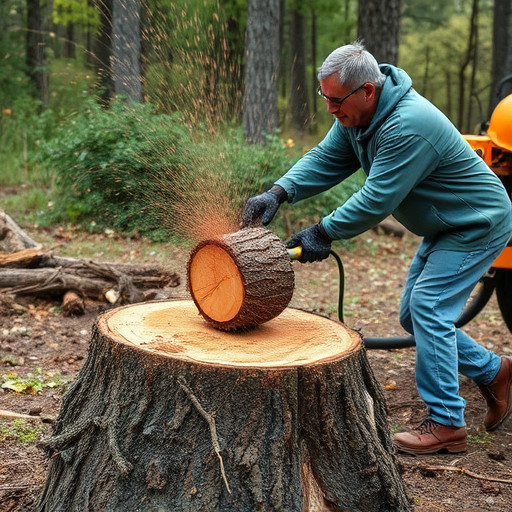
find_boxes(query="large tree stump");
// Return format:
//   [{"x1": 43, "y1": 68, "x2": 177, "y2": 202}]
[
  {"x1": 38, "y1": 299, "x2": 411, "y2": 512},
  {"x1": 188, "y1": 227, "x2": 294, "y2": 331}
]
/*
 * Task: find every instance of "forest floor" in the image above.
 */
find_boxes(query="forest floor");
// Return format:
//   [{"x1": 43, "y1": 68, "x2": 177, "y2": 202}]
[{"x1": 1, "y1": 221, "x2": 512, "y2": 511}]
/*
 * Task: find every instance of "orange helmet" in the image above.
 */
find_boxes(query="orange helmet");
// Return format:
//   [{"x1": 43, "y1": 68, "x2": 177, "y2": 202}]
[{"x1": 487, "y1": 94, "x2": 512, "y2": 151}]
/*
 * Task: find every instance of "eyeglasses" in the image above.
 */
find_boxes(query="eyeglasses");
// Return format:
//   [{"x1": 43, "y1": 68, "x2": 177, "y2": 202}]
[{"x1": 317, "y1": 84, "x2": 365, "y2": 106}]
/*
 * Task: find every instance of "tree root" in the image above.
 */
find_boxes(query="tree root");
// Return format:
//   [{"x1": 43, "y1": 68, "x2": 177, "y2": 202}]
[
  {"x1": 42, "y1": 416, "x2": 104, "y2": 452},
  {"x1": 107, "y1": 405, "x2": 134, "y2": 477}
]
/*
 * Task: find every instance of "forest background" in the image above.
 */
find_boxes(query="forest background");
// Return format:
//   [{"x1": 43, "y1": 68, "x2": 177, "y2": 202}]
[{"x1": 1, "y1": 0, "x2": 512, "y2": 244}]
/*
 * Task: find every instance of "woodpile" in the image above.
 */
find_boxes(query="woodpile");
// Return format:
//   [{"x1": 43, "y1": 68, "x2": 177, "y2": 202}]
[{"x1": 0, "y1": 210, "x2": 180, "y2": 313}]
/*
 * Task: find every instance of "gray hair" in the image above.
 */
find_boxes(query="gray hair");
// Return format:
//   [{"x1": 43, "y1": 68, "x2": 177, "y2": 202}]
[{"x1": 318, "y1": 40, "x2": 385, "y2": 88}]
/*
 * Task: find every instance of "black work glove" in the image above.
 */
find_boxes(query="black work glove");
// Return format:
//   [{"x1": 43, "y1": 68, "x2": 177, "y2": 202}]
[
  {"x1": 285, "y1": 222, "x2": 333, "y2": 263},
  {"x1": 242, "y1": 185, "x2": 288, "y2": 227}
]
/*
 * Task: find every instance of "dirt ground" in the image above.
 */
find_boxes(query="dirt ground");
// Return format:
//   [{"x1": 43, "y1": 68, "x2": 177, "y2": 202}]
[{"x1": 1, "y1": 224, "x2": 512, "y2": 512}]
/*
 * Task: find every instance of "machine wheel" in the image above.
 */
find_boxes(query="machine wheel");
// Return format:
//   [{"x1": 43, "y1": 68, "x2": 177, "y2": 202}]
[
  {"x1": 455, "y1": 271, "x2": 496, "y2": 328},
  {"x1": 495, "y1": 268, "x2": 512, "y2": 333}
]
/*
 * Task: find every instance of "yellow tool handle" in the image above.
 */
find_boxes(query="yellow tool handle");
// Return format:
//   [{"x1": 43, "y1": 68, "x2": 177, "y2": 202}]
[{"x1": 287, "y1": 246, "x2": 302, "y2": 260}]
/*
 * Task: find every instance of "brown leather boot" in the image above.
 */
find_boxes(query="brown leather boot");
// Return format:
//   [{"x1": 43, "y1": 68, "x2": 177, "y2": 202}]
[
  {"x1": 478, "y1": 356, "x2": 512, "y2": 431},
  {"x1": 393, "y1": 418, "x2": 467, "y2": 455}
]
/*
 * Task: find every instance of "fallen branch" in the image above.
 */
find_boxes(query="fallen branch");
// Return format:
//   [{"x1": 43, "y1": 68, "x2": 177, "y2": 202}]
[
  {"x1": 423, "y1": 464, "x2": 512, "y2": 485},
  {"x1": 0, "y1": 408, "x2": 54, "y2": 423},
  {"x1": 0, "y1": 210, "x2": 41, "y2": 252},
  {"x1": 0, "y1": 257, "x2": 179, "y2": 303},
  {"x1": 0, "y1": 211, "x2": 180, "y2": 305}
]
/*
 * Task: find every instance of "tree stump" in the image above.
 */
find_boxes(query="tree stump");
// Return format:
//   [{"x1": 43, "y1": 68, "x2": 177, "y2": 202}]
[
  {"x1": 38, "y1": 299, "x2": 412, "y2": 512},
  {"x1": 188, "y1": 227, "x2": 294, "y2": 331}
]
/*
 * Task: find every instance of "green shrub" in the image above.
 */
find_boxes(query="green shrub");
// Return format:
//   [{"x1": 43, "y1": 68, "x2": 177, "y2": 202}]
[{"x1": 35, "y1": 98, "x2": 194, "y2": 239}]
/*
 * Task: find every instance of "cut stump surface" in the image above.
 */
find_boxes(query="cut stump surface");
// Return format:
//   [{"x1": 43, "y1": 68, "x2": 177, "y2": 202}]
[{"x1": 38, "y1": 299, "x2": 412, "y2": 512}]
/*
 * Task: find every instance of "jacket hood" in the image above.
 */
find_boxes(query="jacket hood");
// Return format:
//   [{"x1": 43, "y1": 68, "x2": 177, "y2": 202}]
[{"x1": 358, "y1": 64, "x2": 412, "y2": 142}]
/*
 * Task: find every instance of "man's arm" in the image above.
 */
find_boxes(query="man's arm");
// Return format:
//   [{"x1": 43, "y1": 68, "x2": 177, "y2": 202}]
[{"x1": 241, "y1": 122, "x2": 359, "y2": 227}]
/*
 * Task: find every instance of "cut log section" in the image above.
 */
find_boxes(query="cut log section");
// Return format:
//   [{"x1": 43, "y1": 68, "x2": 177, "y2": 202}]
[
  {"x1": 38, "y1": 300, "x2": 412, "y2": 512},
  {"x1": 62, "y1": 290, "x2": 85, "y2": 317},
  {"x1": 187, "y1": 227, "x2": 294, "y2": 331}
]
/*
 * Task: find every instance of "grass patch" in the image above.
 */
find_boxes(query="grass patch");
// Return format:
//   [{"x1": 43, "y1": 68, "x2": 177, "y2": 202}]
[
  {"x1": 1, "y1": 369, "x2": 65, "y2": 394},
  {"x1": 0, "y1": 419, "x2": 46, "y2": 444},
  {"x1": 467, "y1": 432, "x2": 494, "y2": 445}
]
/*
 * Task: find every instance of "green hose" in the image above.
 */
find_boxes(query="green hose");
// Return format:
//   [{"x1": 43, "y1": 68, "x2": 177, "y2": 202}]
[
  {"x1": 328, "y1": 249, "x2": 416, "y2": 349},
  {"x1": 328, "y1": 250, "x2": 344, "y2": 323}
]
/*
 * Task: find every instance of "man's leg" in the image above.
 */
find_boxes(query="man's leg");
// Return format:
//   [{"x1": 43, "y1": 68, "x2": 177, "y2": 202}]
[
  {"x1": 394, "y1": 238, "x2": 508, "y2": 453},
  {"x1": 408, "y1": 243, "x2": 506, "y2": 424}
]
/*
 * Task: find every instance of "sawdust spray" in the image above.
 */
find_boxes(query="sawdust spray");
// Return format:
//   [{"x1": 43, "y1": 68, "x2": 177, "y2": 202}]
[{"x1": 73, "y1": 0, "x2": 269, "y2": 246}]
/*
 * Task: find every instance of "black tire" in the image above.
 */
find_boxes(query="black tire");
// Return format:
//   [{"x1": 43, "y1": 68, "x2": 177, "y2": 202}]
[
  {"x1": 455, "y1": 272, "x2": 496, "y2": 328},
  {"x1": 495, "y1": 268, "x2": 512, "y2": 333}
]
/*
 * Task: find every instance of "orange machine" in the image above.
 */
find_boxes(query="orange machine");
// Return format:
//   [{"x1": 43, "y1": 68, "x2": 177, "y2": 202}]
[{"x1": 464, "y1": 93, "x2": 512, "y2": 270}]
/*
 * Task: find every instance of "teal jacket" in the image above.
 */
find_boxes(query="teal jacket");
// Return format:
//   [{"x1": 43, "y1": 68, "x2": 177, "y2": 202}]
[{"x1": 276, "y1": 65, "x2": 511, "y2": 250}]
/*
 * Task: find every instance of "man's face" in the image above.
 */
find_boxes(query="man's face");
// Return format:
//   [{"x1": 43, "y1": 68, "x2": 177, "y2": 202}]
[{"x1": 319, "y1": 74, "x2": 373, "y2": 128}]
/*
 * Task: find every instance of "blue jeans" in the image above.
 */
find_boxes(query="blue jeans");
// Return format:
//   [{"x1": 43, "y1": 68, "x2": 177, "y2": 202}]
[{"x1": 399, "y1": 234, "x2": 510, "y2": 427}]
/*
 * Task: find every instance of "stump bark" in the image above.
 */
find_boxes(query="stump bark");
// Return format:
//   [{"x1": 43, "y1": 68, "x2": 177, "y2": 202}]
[
  {"x1": 188, "y1": 227, "x2": 294, "y2": 331},
  {"x1": 38, "y1": 300, "x2": 412, "y2": 512}
]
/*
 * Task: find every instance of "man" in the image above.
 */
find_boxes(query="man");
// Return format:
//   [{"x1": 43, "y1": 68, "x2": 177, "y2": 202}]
[{"x1": 242, "y1": 41, "x2": 512, "y2": 455}]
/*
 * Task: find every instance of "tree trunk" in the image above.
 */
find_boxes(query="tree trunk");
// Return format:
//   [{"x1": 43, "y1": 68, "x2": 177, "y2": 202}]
[
  {"x1": 188, "y1": 227, "x2": 294, "y2": 331},
  {"x1": 289, "y1": 8, "x2": 309, "y2": 131},
  {"x1": 489, "y1": 0, "x2": 512, "y2": 115},
  {"x1": 357, "y1": 0, "x2": 400, "y2": 65},
  {"x1": 243, "y1": 0, "x2": 281, "y2": 144},
  {"x1": 26, "y1": 0, "x2": 49, "y2": 107},
  {"x1": 63, "y1": 21, "x2": 75, "y2": 59},
  {"x1": 458, "y1": 0, "x2": 479, "y2": 131},
  {"x1": 112, "y1": 0, "x2": 142, "y2": 101},
  {"x1": 93, "y1": 0, "x2": 114, "y2": 104},
  {"x1": 37, "y1": 299, "x2": 412, "y2": 512},
  {"x1": 311, "y1": 9, "x2": 318, "y2": 125}
]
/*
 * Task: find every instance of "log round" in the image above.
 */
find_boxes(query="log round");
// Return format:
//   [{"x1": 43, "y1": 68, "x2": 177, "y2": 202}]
[
  {"x1": 187, "y1": 227, "x2": 294, "y2": 331},
  {"x1": 37, "y1": 300, "x2": 412, "y2": 512}
]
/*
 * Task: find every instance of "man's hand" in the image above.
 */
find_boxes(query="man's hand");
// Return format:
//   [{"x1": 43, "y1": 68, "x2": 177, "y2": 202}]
[
  {"x1": 241, "y1": 185, "x2": 288, "y2": 227},
  {"x1": 285, "y1": 223, "x2": 333, "y2": 263}
]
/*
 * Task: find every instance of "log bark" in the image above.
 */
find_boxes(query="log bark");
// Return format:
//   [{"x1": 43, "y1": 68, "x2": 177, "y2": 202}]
[
  {"x1": 188, "y1": 227, "x2": 294, "y2": 331},
  {"x1": 38, "y1": 300, "x2": 412, "y2": 512},
  {"x1": 0, "y1": 248, "x2": 44, "y2": 267}
]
